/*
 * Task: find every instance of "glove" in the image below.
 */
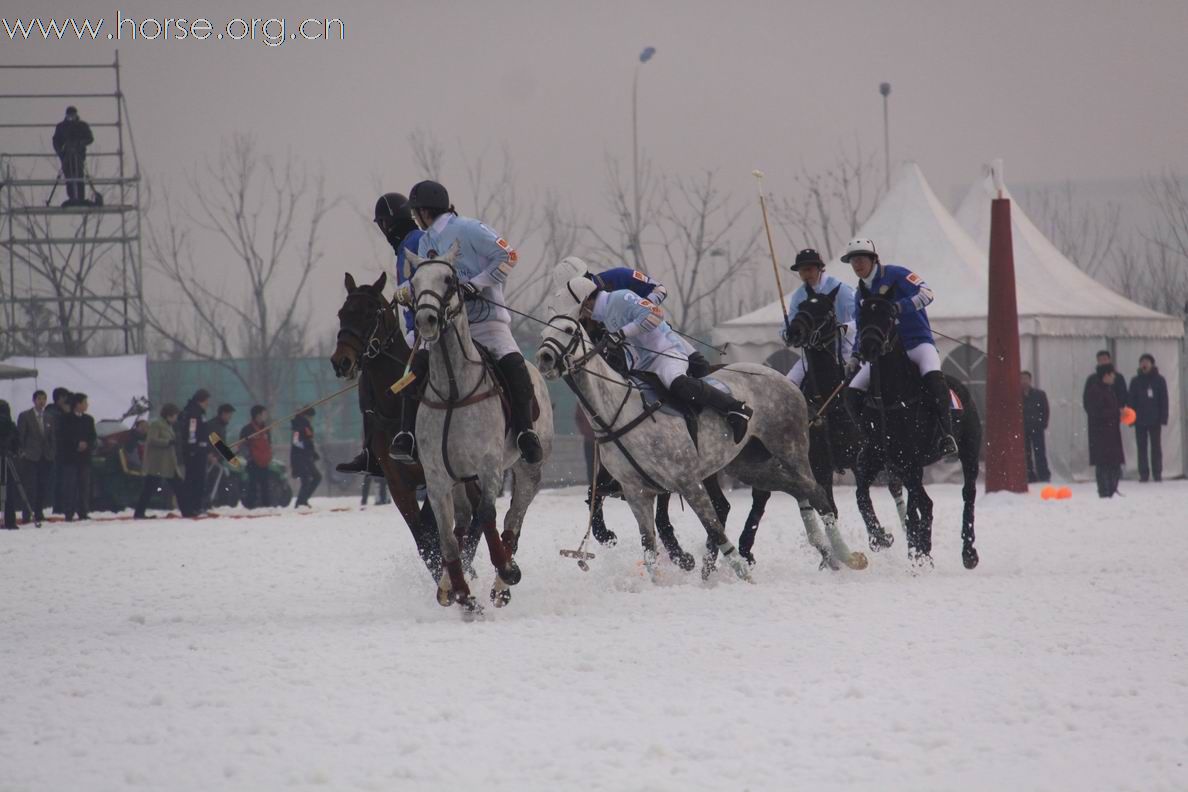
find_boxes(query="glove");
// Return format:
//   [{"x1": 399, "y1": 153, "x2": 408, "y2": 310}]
[
  {"x1": 608, "y1": 330, "x2": 627, "y2": 346},
  {"x1": 890, "y1": 301, "x2": 902, "y2": 317},
  {"x1": 460, "y1": 282, "x2": 481, "y2": 301},
  {"x1": 393, "y1": 286, "x2": 413, "y2": 306},
  {"x1": 780, "y1": 323, "x2": 793, "y2": 346}
]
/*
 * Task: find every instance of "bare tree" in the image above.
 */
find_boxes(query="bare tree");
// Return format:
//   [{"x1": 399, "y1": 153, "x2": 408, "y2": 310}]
[
  {"x1": 1114, "y1": 171, "x2": 1188, "y2": 317},
  {"x1": 653, "y1": 171, "x2": 761, "y2": 336},
  {"x1": 408, "y1": 128, "x2": 445, "y2": 182},
  {"x1": 772, "y1": 141, "x2": 883, "y2": 260},
  {"x1": 144, "y1": 134, "x2": 334, "y2": 406},
  {"x1": 586, "y1": 153, "x2": 658, "y2": 271},
  {"x1": 1020, "y1": 182, "x2": 1122, "y2": 279}
]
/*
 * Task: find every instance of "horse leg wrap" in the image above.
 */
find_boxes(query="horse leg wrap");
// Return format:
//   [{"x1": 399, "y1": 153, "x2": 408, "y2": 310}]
[
  {"x1": 482, "y1": 521, "x2": 509, "y2": 567},
  {"x1": 500, "y1": 528, "x2": 519, "y2": 556},
  {"x1": 444, "y1": 558, "x2": 470, "y2": 599}
]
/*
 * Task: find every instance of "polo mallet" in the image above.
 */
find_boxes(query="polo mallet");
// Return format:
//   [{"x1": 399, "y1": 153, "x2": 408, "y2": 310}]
[
  {"x1": 560, "y1": 444, "x2": 600, "y2": 570},
  {"x1": 388, "y1": 290, "x2": 419, "y2": 395},
  {"x1": 752, "y1": 169, "x2": 790, "y2": 327},
  {"x1": 209, "y1": 381, "x2": 359, "y2": 468}
]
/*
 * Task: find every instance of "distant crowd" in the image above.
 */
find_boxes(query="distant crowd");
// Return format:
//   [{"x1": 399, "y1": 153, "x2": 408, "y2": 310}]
[{"x1": 0, "y1": 386, "x2": 323, "y2": 529}]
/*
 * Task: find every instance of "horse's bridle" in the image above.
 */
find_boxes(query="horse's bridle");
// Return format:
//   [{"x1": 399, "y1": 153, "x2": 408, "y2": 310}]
[
  {"x1": 410, "y1": 258, "x2": 464, "y2": 337},
  {"x1": 540, "y1": 314, "x2": 609, "y2": 378},
  {"x1": 336, "y1": 288, "x2": 404, "y2": 367},
  {"x1": 788, "y1": 300, "x2": 841, "y2": 353},
  {"x1": 857, "y1": 298, "x2": 899, "y2": 362}
]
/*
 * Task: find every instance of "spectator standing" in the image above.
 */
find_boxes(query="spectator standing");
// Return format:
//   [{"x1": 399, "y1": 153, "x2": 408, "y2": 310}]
[
  {"x1": 52, "y1": 106, "x2": 93, "y2": 205},
  {"x1": 17, "y1": 390, "x2": 54, "y2": 523},
  {"x1": 134, "y1": 404, "x2": 184, "y2": 519},
  {"x1": 1, "y1": 400, "x2": 20, "y2": 529},
  {"x1": 240, "y1": 405, "x2": 272, "y2": 509},
  {"x1": 202, "y1": 404, "x2": 236, "y2": 511},
  {"x1": 289, "y1": 408, "x2": 321, "y2": 509},
  {"x1": 49, "y1": 387, "x2": 71, "y2": 514},
  {"x1": 206, "y1": 404, "x2": 236, "y2": 444},
  {"x1": 177, "y1": 389, "x2": 211, "y2": 518},
  {"x1": 1128, "y1": 353, "x2": 1169, "y2": 483},
  {"x1": 1083, "y1": 349, "x2": 1128, "y2": 411},
  {"x1": 1020, "y1": 372, "x2": 1051, "y2": 483},
  {"x1": 59, "y1": 393, "x2": 97, "y2": 520},
  {"x1": 1085, "y1": 364, "x2": 1124, "y2": 498}
]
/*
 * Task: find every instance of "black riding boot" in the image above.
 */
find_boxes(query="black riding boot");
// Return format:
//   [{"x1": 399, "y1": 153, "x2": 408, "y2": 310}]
[
  {"x1": 337, "y1": 376, "x2": 384, "y2": 476},
  {"x1": 497, "y1": 353, "x2": 543, "y2": 464},
  {"x1": 669, "y1": 375, "x2": 752, "y2": 443},
  {"x1": 923, "y1": 371, "x2": 959, "y2": 459},
  {"x1": 390, "y1": 350, "x2": 429, "y2": 463}
]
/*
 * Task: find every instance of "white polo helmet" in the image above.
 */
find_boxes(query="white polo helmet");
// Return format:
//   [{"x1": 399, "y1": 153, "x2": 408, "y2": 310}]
[
  {"x1": 555, "y1": 255, "x2": 589, "y2": 284},
  {"x1": 839, "y1": 238, "x2": 879, "y2": 263},
  {"x1": 554, "y1": 275, "x2": 597, "y2": 310}
]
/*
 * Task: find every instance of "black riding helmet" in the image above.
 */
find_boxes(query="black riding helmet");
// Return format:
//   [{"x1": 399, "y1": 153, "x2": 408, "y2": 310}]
[
  {"x1": 408, "y1": 180, "x2": 450, "y2": 212},
  {"x1": 374, "y1": 192, "x2": 418, "y2": 248},
  {"x1": 790, "y1": 248, "x2": 825, "y2": 272}
]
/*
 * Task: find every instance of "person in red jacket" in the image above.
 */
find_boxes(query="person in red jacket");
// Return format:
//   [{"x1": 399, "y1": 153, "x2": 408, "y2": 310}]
[{"x1": 239, "y1": 405, "x2": 272, "y2": 508}]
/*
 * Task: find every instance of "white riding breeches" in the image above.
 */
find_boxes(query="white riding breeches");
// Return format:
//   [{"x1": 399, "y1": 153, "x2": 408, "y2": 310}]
[
  {"x1": 786, "y1": 357, "x2": 807, "y2": 388},
  {"x1": 651, "y1": 353, "x2": 690, "y2": 388},
  {"x1": 849, "y1": 342, "x2": 942, "y2": 392},
  {"x1": 469, "y1": 319, "x2": 520, "y2": 359}
]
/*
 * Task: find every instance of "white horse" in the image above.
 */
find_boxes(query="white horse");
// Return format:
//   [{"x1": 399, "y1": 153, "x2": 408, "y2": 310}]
[
  {"x1": 407, "y1": 248, "x2": 554, "y2": 617},
  {"x1": 537, "y1": 312, "x2": 866, "y2": 580}
]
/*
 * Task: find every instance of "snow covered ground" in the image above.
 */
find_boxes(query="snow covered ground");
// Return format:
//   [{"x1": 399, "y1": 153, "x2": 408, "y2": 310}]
[{"x1": 2, "y1": 481, "x2": 1187, "y2": 792}]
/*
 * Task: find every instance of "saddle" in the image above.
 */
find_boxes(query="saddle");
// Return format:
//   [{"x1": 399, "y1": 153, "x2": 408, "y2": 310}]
[
  {"x1": 629, "y1": 370, "x2": 734, "y2": 448},
  {"x1": 472, "y1": 342, "x2": 542, "y2": 434}
]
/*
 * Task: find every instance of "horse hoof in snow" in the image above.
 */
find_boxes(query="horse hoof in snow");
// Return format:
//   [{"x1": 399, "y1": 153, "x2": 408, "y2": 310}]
[
  {"x1": 818, "y1": 549, "x2": 842, "y2": 572},
  {"x1": 498, "y1": 560, "x2": 522, "y2": 586},
  {"x1": 457, "y1": 595, "x2": 484, "y2": 620},
  {"x1": 490, "y1": 586, "x2": 511, "y2": 608},
  {"x1": 962, "y1": 544, "x2": 979, "y2": 570},
  {"x1": 671, "y1": 550, "x2": 697, "y2": 572},
  {"x1": 908, "y1": 551, "x2": 934, "y2": 574},
  {"x1": 436, "y1": 583, "x2": 453, "y2": 607},
  {"x1": 868, "y1": 529, "x2": 894, "y2": 552},
  {"x1": 845, "y1": 551, "x2": 869, "y2": 570}
]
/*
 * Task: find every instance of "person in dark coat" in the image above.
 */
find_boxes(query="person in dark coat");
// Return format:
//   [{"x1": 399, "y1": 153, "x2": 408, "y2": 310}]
[
  {"x1": 49, "y1": 387, "x2": 72, "y2": 514},
  {"x1": 1020, "y1": 371, "x2": 1051, "y2": 483},
  {"x1": 59, "y1": 392, "x2": 97, "y2": 520},
  {"x1": 177, "y1": 389, "x2": 211, "y2": 518},
  {"x1": 239, "y1": 405, "x2": 272, "y2": 509},
  {"x1": 203, "y1": 403, "x2": 236, "y2": 511},
  {"x1": 17, "y1": 389, "x2": 54, "y2": 523},
  {"x1": 1083, "y1": 349, "x2": 1128, "y2": 412},
  {"x1": 1085, "y1": 365, "x2": 1124, "y2": 498},
  {"x1": 134, "y1": 404, "x2": 184, "y2": 519},
  {"x1": 1128, "y1": 353, "x2": 1169, "y2": 483},
  {"x1": 52, "y1": 106, "x2": 94, "y2": 205},
  {"x1": 289, "y1": 408, "x2": 321, "y2": 508},
  {"x1": 0, "y1": 400, "x2": 21, "y2": 529}
]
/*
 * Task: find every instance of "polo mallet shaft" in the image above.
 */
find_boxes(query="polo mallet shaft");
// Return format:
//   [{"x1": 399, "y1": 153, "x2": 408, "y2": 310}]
[
  {"x1": 209, "y1": 380, "x2": 359, "y2": 466},
  {"x1": 809, "y1": 368, "x2": 862, "y2": 425},
  {"x1": 560, "y1": 443, "x2": 599, "y2": 570},
  {"x1": 752, "y1": 170, "x2": 790, "y2": 327},
  {"x1": 389, "y1": 340, "x2": 420, "y2": 395}
]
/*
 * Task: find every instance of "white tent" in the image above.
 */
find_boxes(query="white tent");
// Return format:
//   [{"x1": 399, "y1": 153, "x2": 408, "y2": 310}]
[{"x1": 712, "y1": 161, "x2": 1183, "y2": 480}]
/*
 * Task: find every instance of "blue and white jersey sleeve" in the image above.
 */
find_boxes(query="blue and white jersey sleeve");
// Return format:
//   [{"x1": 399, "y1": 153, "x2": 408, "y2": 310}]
[
  {"x1": 885, "y1": 264, "x2": 934, "y2": 316},
  {"x1": 594, "y1": 267, "x2": 668, "y2": 304},
  {"x1": 461, "y1": 221, "x2": 518, "y2": 289}
]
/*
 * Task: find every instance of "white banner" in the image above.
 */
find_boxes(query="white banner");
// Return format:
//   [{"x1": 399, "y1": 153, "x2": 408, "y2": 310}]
[{"x1": 0, "y1": 355, "x2": 149, "y2": 426}]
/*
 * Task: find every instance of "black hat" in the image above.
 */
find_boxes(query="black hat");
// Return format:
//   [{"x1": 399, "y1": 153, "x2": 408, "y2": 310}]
[
  {"x1": 790, "y1": 248, "x2": 825, "y2": 271},
  {"x1": 408, "y1": 180, "x2": 450, "y2": 212},
  {"x1": 374, "y1": 192, "x2": 410, "y2": 223}
]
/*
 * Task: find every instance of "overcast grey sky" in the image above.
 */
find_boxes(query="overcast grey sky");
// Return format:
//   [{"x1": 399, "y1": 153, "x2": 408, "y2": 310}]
[{"x1": 5, "y1": 0, "x2": 1188, "y2": 340}]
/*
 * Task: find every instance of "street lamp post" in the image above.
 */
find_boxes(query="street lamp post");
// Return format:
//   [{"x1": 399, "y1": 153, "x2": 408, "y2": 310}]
[
  {"x1": 632, "y1": 46, "x2": 656, "y2": 268},
  {"x1": 879, "y1": 82, "x2": 891, "y2": 192}
]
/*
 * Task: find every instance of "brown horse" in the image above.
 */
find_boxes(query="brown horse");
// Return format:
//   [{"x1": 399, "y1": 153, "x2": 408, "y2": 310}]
[{"x1": 330, "y1": 271, "x2": 481, "y2": 584}]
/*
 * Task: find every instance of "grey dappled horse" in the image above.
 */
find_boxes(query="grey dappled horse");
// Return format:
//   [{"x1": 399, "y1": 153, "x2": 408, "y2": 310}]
[
  {"x1": 537, "y1": 312, "x2": 867, "y2": 580},
  {"x1": 406, "y1": 248, "x2": 554, "y2": 617}
]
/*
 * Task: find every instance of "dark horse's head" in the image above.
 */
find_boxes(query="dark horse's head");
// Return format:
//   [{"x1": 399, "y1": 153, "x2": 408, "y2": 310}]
[
  {"x1": 786, "y1": 283, "x2": 843, "y2": 351},
  {"x1": 856, "y1": 283, "x2": 902, "y2": 363},
  {"x1": 330, "y1": 271, "x2": 390, "y2": 379}
]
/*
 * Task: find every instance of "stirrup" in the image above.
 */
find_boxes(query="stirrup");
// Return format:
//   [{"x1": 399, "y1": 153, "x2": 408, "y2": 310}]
[
  {"x1": 389, "y1": 431, "x2": 417, "y2": 463},
  {"x1": 516, "y1": 430, "x2": 543, "y2": 464},
  {"x1": 726, "y1": 405, "x2": 753, "y2": 443}
]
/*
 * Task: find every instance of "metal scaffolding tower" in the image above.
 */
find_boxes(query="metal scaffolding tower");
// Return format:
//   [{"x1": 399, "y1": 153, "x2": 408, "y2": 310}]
[{"x1": 0, "y1": 52, "x2": 145, "y2": 357}]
